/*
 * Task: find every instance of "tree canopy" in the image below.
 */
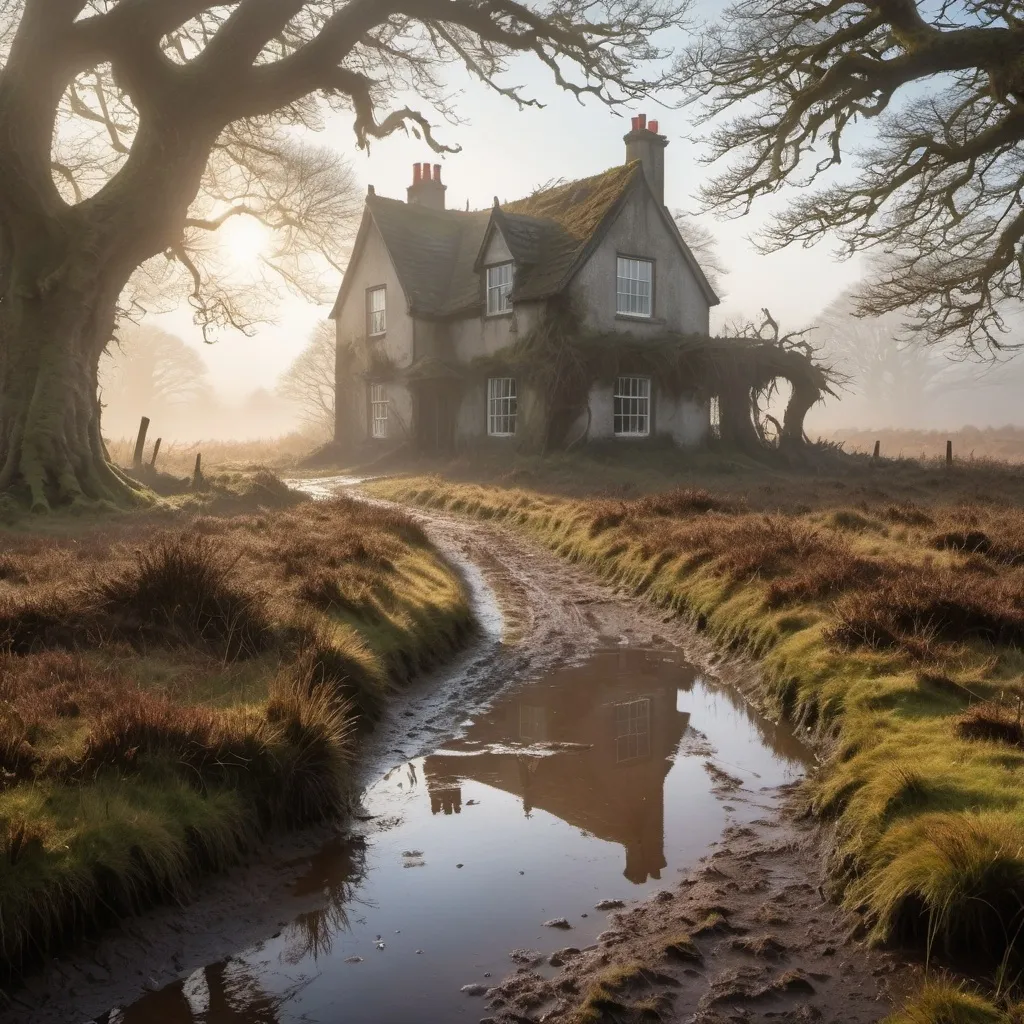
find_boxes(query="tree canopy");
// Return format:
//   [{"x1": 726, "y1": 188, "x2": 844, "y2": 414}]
[
  {"x1": 681, "y1": 0, "x2": 1024, "y2": 352},
  {"x1": 278, "y1": 320, "x2": 336, "y2": 438},
  {"x1": 0, "y1": 0, "x2": 689, "y2": 510}
]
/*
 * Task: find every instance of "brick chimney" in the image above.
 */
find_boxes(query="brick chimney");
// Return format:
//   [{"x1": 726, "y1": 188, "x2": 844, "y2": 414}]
[
  {"x1": 624, "y1": 114, "x2": 668, "y2": 205},
  {"x1": 407, "y1": 161, "x2": 446, "y2": 210}
]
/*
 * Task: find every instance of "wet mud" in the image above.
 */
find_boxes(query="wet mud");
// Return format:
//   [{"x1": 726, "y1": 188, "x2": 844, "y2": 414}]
[{"x1": 2, "y1": 481, "x2": 917, "y2": 1024}]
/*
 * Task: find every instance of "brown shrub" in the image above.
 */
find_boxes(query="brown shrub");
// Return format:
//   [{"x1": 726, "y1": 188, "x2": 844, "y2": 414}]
[
  {"x1": 881, "y1": 503, "x2": 934, "y2": 527},
  {"x1": 955, "y1": 701, "x2": 1024, "y2": 746},
  {"x1": 94, "y1": 534, "x2": 271, "y2": 658},
  {"x1": 827, "y1": 565, "x2": 1024, "y2": 654}
]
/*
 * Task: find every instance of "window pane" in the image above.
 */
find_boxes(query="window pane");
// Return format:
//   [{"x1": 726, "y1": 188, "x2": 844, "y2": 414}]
[
  {"x1": 370, "y1": 383, "x2": 388, "y2": 438},
  {"x1": 367, "y1": 287, "x2": 386, "y2": 335},
  {"x1": 486, "y1": 263, "x2": 514, "y2": 315},
  {"x1": 613, "y1": 376, "x2": 650, "y2": 437},
  {"x1": 487, "y1": 377, "x2": 518, "y2": 435},
  {"x1": 615, "y1": 258, "x2": 652, "y2": 317}
]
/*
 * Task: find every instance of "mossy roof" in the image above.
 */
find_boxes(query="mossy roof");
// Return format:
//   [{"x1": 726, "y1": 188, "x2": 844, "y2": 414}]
[{"x1": 331, "y1": 163, "x2": 650, "y2": 321}]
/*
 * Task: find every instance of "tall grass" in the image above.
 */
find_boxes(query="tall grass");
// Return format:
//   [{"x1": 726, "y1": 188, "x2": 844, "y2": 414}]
[{"x1": 0, "y1": 495, "x2": 471, "y2": 974}]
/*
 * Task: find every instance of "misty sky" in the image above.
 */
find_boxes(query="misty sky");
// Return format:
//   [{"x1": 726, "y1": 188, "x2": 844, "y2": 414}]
[{"x1": 152, "y1": 32, "x2": 866, "y2": 401}]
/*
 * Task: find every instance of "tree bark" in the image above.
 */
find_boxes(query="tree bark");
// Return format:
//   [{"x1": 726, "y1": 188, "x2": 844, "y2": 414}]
[{"x1": 0, "y1": 265, "x2": 142, "y2": 512}]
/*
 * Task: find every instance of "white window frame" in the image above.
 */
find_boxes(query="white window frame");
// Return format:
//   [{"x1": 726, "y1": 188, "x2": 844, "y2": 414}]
[
  {"x1": 615, "y1": 256, "x2": 653, "y2": 318},
  {"x1": 370, "y1": 383, "x2": 388, "y2": 439},
  {"x1": 614, "y1": 698, "x2": 651, "y2": 762},
  {"x1": 613, "y1": 376, "x2": 651, "y2": 438},
  {"x1": 487, "y1": 377, "x2": 518, "y2": 436},
  {"x1": 367, "y1": 286, "x2": 387, "y2": 337},
  {"x1": 709, "y1": 395, "x2": 721, "y2": 440},
  {"x1": 486, "y1": 262, "x2": 514, "y2": 316}
]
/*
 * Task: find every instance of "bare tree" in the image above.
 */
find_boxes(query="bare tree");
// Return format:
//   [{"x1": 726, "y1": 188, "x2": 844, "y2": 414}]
[
  {"x1": 99, "y1": 325, "x2": 211, "y2": 432},
  {"x1": 674, "y1": 211, "x2": 727, "y2": 294},
  {"x1": 0, "y1": 0, "x2": 689, "y2": 512},
  {"x1": 681, "y1": 0, "x2": 1024, "y2": 354},
  {"x1": 278, "y1": 321, "x2": 335, "y2": 438}
]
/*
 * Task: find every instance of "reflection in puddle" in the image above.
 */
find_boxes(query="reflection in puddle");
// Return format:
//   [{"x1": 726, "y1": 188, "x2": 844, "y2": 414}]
[{"x1": 102, "y1": 649, "x2": 807, "y2": 1024}]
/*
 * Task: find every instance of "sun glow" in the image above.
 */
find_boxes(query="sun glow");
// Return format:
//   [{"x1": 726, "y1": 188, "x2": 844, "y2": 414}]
[{"x1": 219, "y1": 215, "x2": 271, "y2": 269}]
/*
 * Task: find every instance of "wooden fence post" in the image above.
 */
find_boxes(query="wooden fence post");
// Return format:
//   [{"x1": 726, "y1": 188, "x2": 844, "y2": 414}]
[
  {"x1": 149, "y1": 438, "x2": 162, "y2": 468},
  {"x1": 872, "y1": 440, "x2": 880, "y2": 459},
  {"x1": 132, "y1": 417, "x2": 150, "y2": 470},
  {"x1": 946, "y1": 439, "x2": 953, "y2": 466},
  {"x1": 192, "y1": 453, "x2": 203, "y2": 489}
]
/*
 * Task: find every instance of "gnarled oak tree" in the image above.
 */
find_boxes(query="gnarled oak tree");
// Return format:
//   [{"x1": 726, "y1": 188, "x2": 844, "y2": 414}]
[
  {"x1": 682, "y1": 0, "x2": 1024, "y2": 353},
  {"x1": 0, "y1": 0, "x2": 687, "y2": 511}
]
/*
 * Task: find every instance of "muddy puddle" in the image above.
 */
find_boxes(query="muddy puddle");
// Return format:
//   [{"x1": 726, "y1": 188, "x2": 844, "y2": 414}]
[{"x1": 95, "y1": 647, "x2": 807, "y2": 1024}]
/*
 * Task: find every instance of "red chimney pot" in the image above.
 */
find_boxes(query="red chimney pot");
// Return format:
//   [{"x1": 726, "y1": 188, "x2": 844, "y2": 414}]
[
  {"x1": 433, "y1": 163, "x2": 442, "y2": 182},
  {"x1": 638, "y1": 113, "x2": 647, "y2": 129},
  {"x1": 649, "y1": 119, "x2": 659, "y2": 134},
  {"x1": 631, "y1": 116, "x2": 640, "y2": 131},
  {"x1": 412, "y1": 164, "x2": 422, "y2": 184}
]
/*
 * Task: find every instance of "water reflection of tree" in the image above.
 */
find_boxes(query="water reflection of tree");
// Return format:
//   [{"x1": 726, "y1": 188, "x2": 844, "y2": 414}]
[
  {"x1": 282, "y1": 838, "x2": 370, "y2": 965},
  {"x1": 112, "y1": 957, "x2": 282, "y2": 1024}
]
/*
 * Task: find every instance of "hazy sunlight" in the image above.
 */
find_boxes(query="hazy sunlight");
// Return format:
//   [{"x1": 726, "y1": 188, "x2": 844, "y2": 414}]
[{"x1": 219, "y1": 215, "x2": 270, "y2": 269}]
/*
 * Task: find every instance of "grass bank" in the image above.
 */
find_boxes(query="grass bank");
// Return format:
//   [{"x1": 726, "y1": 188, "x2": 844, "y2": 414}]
[
  {"x1": 369, "y1": 468, "x2": 1024, "y2": 1017},
  {"x1": 0, "y1": 493, "x2": 471, "y2": 977}
]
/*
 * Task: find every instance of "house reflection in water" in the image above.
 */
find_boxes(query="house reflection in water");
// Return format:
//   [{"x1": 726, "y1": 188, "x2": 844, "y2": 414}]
[{"x1": 423, "y1": 649, "x2": 692, "y2": 884}]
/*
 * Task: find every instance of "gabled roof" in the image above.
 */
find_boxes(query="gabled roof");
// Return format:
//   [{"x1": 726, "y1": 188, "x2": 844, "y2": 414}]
[{"x1": 330, "y1": 162, "x2": 718, "y2": 322}]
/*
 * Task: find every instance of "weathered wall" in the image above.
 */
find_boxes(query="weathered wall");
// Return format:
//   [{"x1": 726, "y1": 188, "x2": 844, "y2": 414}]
[
  {"x1": 334, "y1": 220, "x2": 414, "y2": 369},
  {"x1": 448, "y1": 300, "x2": 546, "y2": 362},
  {"x1": 454, "y1": 378, "x2": 544, "y2": 448},
  {"x1": 569, "y1": 187, "x2": 711, "y2": 338},
  {"x1": 579, "y1": 382, "x2": 708, "y2": 446}
]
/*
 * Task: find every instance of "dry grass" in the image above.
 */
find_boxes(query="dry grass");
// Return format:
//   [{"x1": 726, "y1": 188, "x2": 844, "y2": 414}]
[
  {"x1": 831, "y1": 427, "x2": 1024, "y2": 465},
  {"x1": 368, "y1": 454, "x2": 1024, "y2": 1005},
  {"x1": 0, "y1": 494, "x2": 470, "y2": 975}
]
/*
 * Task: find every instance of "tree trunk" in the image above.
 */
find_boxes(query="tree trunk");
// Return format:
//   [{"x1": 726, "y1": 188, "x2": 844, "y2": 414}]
[{"x1": 0, "y1": 270, "x2": 141, "y2": 512}]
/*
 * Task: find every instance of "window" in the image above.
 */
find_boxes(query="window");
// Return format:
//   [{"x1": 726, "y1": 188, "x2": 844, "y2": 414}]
[
  {"x1": 614, "y1": 376, "x2": 651, "y2": 437},
  {"x1": 367, "y1": 286, "x2": 386, "y2": 336},
  {"x1": 486, "y1": 262, "x2": 514, "y2": 316},
  {"x1": 370, "y1": 383, "x2": 388, "y2": 439},
  {"x1": 614, "y1": 698, "x2": 651, "y2": 762},
  {"x1": 487, "y1": 377, "x2": 518, "y2": 436},
  {"x1": 709, "y1": 395, "x2": 721, "y2": 440},
  {"x1": 616, "y1": 257, "x2": 653, "y2": 317}
]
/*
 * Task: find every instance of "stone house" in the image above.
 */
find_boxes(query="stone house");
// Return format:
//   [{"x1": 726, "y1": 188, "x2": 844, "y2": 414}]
[{"x1": 330, "y1": 115, "x2": 721, "y2": 454}]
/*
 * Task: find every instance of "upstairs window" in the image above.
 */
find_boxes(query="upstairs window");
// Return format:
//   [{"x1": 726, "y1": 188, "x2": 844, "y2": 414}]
[
  {"x1": 614, "y1": 376, "x2": 651, "y2": 437},
  {"x1": 710, "y1": 395, "x2": 721, "y2": 440},
  {"x1": 367, "y1": 286, "x2": 386, "y2": 336},
  {"x1": 616, "y1": 257, "x2": 653, "y2": 318},
  {"x1": 486, "y1": 262, "x2": 514, "y2": 316},
  {"x1": 370, "y1": 383, "x2": 388, "y2": 438},
  {"x1": 487, "y1": 377, "x2": 518, "y2": 436}
]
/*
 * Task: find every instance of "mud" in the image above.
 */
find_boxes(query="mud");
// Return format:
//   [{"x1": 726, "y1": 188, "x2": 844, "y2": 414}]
[{"x1": 1, "y1": 483, "x2": 918, "y2": 1023}]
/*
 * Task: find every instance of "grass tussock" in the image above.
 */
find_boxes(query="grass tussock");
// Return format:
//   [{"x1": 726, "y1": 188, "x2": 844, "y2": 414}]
[
  {"x1": 0, "y1": 495, "x2": 470, "y2": 974},
  {"x1": 369, "y1": 466, "x2": 1024, "y2": 989}
]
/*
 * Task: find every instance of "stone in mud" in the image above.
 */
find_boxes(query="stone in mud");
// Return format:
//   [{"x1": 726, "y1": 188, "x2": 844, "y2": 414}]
[
  {"x1": 543, "y1": 917, "x2": 572, "y2": 929},
  {"x1": 594, "y1": 899, "x2": 625, "y2": 910},
  {"x1": 509, "y1": 948, "x2": 543, "y2": 965},
  {"x1": 548, "y1": 947, "x2": 581, "y2": 967},
  {"x1": 461, "y1": 983, "x2": 488, "y2": 996},
  {"x1": 344, "y1": 956, "x2": 363, "y2": 964}
]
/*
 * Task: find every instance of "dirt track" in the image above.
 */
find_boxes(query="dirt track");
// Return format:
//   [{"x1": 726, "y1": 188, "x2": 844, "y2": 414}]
[{"x1": 3, "y1": 492, "x2": 917, "y2": 1023}]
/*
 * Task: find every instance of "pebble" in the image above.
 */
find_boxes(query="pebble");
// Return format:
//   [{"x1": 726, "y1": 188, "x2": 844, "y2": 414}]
[
  {"x1": 344, "y1": 956, "x2": 363, "y2": 964},
  {"x1": 543, "y1": 918, "x2": 572, "y2": 929},
  {"x1": 457, "y1": 863, "x2": 464, "y2": 868},
  {"x1": 461, "y1": 984, "x2": 488, "y2": 996}
]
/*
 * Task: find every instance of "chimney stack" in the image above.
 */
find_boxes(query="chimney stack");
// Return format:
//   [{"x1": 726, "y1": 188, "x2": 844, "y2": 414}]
[
  {"x1": 407, "y1": 161, "x2": 447, "y2": 210},
  {"x1": 624, "y1": 114, "x2": 668, "y2": 206}
]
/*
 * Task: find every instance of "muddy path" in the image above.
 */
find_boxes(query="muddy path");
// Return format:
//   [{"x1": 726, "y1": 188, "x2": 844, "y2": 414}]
[{"x1": 2, "y1": 489, "x2": 916, "y2": 1024}]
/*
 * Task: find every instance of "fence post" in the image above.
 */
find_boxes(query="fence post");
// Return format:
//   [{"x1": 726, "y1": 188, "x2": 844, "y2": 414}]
[
  {"x1": 132, "y1": 416, "x2": 150, "y2": 470},
  {"x1": 192, "y1": 453, "x2": 203, "y2": 489},
  {"x1": 946, "y1": 439, "x2": 953, "y2": 466},
  {"x1": 149, "y1": 438, "x2": 162, "y2": 469},
  {"x1": 872, "y1": 440, "x2": 880, "y2": 460}
]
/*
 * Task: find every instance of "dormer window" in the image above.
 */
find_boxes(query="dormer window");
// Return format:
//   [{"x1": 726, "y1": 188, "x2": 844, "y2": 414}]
[
  {"x1": 486, "y1": 262, "x2": 514, "y2": 316},
  {"x1": 367, "y1": 285, "x2": 386, "y2": 336},
  {"x1": 616, "y1": 257, "x2": 653, "y2": 318}
]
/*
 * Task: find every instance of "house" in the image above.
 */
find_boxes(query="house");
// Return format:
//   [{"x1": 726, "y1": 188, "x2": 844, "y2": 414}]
[{"x1": 330, "y1": 115, "x2": 727, "y2": 454}]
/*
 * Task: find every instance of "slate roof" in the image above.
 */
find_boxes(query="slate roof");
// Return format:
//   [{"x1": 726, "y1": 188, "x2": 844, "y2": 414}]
[{"x1": 330, "y1": 161, "x2": 717, "y2": 321}]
